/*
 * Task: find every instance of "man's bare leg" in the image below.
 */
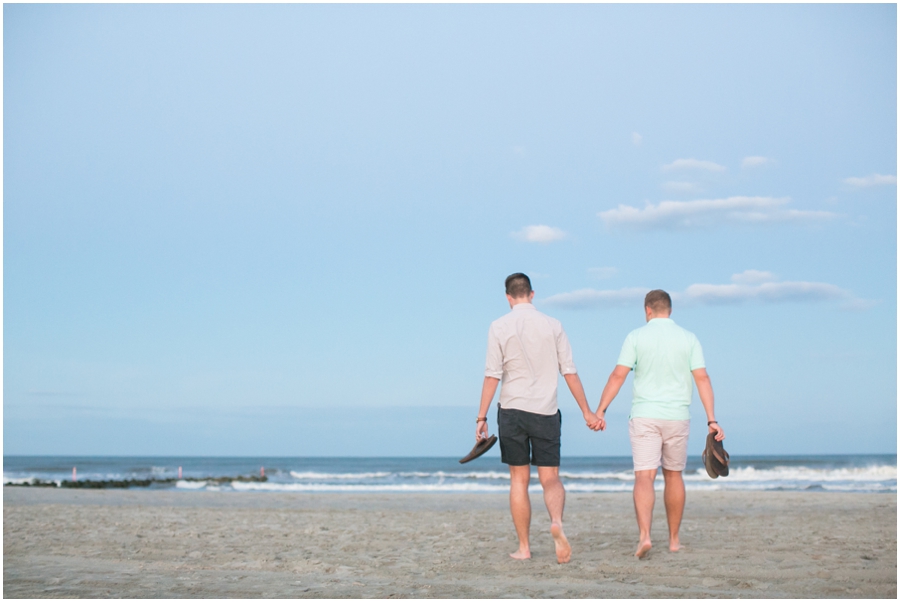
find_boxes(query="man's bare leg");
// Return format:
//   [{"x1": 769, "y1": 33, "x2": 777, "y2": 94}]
[
  {"x1": 537, "y1": 466, "x2": 571, "y2": 563},
  {"x1": 633, "y1": 469, "x2": 657, "y2": 558},
  {"x1": 508, "y1": 465, "x2": 532, "y2": 559},
  {"x1": 662, "y1": 469, "x2": 685, "y2": 551}
]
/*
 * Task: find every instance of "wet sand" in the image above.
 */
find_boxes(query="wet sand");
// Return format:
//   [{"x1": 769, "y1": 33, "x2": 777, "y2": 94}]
[{"x1": 3, "y1": 488, "x2": 896, "y2": 598}]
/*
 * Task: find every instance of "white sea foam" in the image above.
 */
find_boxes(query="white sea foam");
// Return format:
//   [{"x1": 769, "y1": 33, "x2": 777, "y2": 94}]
[
  {"x1": 233, "y1": 481, "x2": 513, "y2": 493},
  {"x1": 290, "y1": 471, "x2": 392, "y2": 480},
  {"x1": 399, "y1": 471, "x2": 513, "y2": 480},
  {"x1": 4, "y1": 458, "x2": 895, "y2": 494},
  {"x1": 682, "y1": 464, "x2": 897, "y2": 482},
  {"x1": 229, "y1": 479, "x2": 895, "y2": 494},
  {"x1": 175, "y1": 480, "x2": 208, "y2": 489}
]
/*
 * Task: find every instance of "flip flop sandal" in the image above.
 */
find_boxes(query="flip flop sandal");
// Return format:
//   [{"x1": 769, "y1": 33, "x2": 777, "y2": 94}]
[
  {"x1": 702, "y1": 431, "x2": 730, "y2": 478},
  {"x1": 459, "y1": 435, "x2": 498, "y2": 464}
]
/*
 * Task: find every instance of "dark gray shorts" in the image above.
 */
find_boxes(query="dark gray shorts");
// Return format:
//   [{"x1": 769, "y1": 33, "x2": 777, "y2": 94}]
[{"x1": 497, "y1": 406, "x2": 562, "y2": 467}]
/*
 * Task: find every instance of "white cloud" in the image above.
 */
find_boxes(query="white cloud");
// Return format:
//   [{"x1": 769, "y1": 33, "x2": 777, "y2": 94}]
[
  {"x1": 632, "y1": 132, "x2": 643, "y2": 147},
  {"x1": 661, "y1": 181, "x2": 701, "y2": 193},
  {"x1": 541, "y1": 287, "x2": 649, "y2": 309},
  {"x1": 597, "y1": 196, "x2": 838, "y2": 229},
  {"x1": 588, "y1": 267, "x2": 618, "y2": 280},
  {"x1": 843, "y1": 174, "x2": 897, "y2": 187},
  {"x1": 542, "y1": 271, "x2": 873, "y2": 311},
  {"x1": 662, "y1": 158, "x2": 726, "y2": 172},
  {"x1": 683, "y1": 281, "x2": 848, "y2": 304},
  {"x1": 730, "y1": 269, "x2": 777, "y2": 285},
  {"x1": 742, "y1": 156, "x2": 772, "y2": 168},
  {"x1": 511, "y1": 225, "x2": 567, "y2": 243}
]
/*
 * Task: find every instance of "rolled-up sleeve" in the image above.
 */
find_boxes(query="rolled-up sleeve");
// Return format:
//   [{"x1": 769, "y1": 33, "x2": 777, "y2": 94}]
[
  {"x1": 617, "y1": 332, "x2": 637, "y2": 368},
  {"x1": 556, "y1": 327, "x2": 577, "y2": 375},
  {"x1": 484, "y1": 325, "x2": 504, "y2": 379},
  {"x1": 689, "y1": 335, "x2": 706, "y2": 370}
]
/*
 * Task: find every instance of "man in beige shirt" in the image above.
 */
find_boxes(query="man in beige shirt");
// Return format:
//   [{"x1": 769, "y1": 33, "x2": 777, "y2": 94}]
[{"x1": 476, "y1": 273, "x2": 601, "y2": 564}]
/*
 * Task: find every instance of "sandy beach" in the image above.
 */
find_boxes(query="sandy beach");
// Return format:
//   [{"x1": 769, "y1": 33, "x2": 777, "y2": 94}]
[{"x1": 3, "y1": 488, "x2": 896, "y2": 598}]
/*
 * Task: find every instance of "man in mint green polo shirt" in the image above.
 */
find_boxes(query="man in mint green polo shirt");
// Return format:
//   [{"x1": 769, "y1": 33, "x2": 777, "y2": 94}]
[{"x1": 593, "y1": 289, "x2": 725, "y2": 558}]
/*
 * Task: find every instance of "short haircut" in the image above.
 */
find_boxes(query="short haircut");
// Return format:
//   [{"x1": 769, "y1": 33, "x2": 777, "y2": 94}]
[
  {"x1": 505, "y1": 273, "x2": 533, "y2": 298},
  {"x1": 644, "y1": 289, "x2": 672, "y2": 313}
]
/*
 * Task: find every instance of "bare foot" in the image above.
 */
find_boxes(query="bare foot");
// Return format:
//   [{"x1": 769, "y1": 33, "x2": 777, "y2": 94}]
[
  {"x1": 550, "y1": 522, "x2": 571, "y2": 564},
  {"x1": 669, "y1": 539, "x2": 683, "y2": 552},
  {"x1": 635, "y1": 538, "x2": 652, "y2": 559},
  {"x1": 509, "y1": 547, "x2": 531, "y2": 560}
]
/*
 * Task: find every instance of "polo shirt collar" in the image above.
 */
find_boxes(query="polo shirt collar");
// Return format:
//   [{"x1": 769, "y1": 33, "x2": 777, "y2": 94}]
[
  {"x1": 649, "y1": 317, "x2": 674, "y2": 324},
  {"x1": 512, "y1": 303, "x2": 536, "y2": 311}
]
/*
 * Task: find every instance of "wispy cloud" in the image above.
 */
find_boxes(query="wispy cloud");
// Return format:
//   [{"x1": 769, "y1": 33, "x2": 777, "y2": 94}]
[
  {"x1": 661, "y1": 181, "x2": 701, "y2": 193},
  {"x1": 588, "y1": 267, "x2": 618, "y2": 280},
  {"x1": 662, "y1": 158, "x2": 726, "y2": 172},
  {"x1": 511, "y1": 225, "x2": 567, "y2": 243},
  {"x1": 597, "y1": 197, "x2": 838, "y2": 229},
  {"x1": 742, "y1": 156, "x2": 772, "y2": 168},
  {"x1": 843, "y1": 173, "x2": 897, "y2": 187},
  {"x1": 541, "y1": 287, "x2": 648, "y2": 309},
  {"x1": 632, "y1": 132, "x2": 643, "y2": 147},
  {"x1": 542, "y1": 271, "x2": 873, "y2": 311},
  {"x1": 683, "y1": 281, "x2": 847, "y2": 304}
]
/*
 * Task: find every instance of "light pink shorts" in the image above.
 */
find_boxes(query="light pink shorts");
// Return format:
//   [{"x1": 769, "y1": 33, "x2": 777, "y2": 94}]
[{"x1": 629, "y1": 418, "x2": 691, "y2": 472}]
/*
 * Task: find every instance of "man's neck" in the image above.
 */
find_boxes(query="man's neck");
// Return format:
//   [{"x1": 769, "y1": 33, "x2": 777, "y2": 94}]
[
  {"x1": 507, "y1": 294, "x2": 534, "y2": 309},
  {"x1": 645, "y1": 312, "x2": 671, "y2": 322}
]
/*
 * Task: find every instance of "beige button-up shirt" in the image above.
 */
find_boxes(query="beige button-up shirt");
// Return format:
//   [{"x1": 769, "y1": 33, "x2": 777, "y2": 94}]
[{"x1": 484, "y1": 303, "x2": 577, "y2": 416}]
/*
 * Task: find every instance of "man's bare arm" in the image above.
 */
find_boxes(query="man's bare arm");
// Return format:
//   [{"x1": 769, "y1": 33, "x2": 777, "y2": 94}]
[
  {"x1": 476, "y1": 376, "x2": 500, "y2": 440},
  {"x1": 594, "y1": 365, "x2": 632, "y2": 431},
  {"x1": 692, "y1": 368, "x2": 724, "y2": 441},
  {"x1": 563, "y1": 373, "x2": 601, "y2": 429}
]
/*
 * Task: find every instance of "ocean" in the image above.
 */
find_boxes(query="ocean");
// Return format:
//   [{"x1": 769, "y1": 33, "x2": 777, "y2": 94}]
[{"x1": 3, "y1": 454, "x2": 895, "y2": 493}]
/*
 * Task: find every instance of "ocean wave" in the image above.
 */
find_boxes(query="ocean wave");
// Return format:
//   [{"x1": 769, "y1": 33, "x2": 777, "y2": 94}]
[
  {"x1": 682, "y1": 465, "x2": 897, "y2": 482},
  {"x1": 5, "y1": 458, "x2": 895, "y2": 494},
  {"x1": 224, "y1": 480, "x2": 897, "y2": 494},
  {"x1": 282, "y1": 465, "x2": 897, "y2": 484},
  {"x1": 232, "y1": 481, "x2": 643, "y2": 493},
  {"x1": 175, "y1": 480, "x2": 208, "y2": 489},
  {"x1": 290, "y1": 471, "x2": 392, "y2": 480},
  {"x1": 398, "y1": 471, "x2": 513, "y2": 480},
  {"x1": 232, "y1": 481, "x2": 513, "y2": 493}
]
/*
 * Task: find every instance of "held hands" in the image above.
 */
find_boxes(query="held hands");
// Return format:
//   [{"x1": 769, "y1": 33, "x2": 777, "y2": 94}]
[
  {"x1": 708, "y1": 421, "x2": 725, "y2": 441},
  {"x1": 583, "y1": 410, "x2": 605, "y2": 432}
]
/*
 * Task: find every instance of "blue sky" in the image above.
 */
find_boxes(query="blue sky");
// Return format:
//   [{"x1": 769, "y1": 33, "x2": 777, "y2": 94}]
[{"x1": 4, "y1": 4, "x2": 896, "y2": 457}]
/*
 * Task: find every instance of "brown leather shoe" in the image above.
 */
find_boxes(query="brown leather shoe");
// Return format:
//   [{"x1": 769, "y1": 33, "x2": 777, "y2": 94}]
[{"x1": 459, "y1": 435, "x2": 498, "y2": 464}]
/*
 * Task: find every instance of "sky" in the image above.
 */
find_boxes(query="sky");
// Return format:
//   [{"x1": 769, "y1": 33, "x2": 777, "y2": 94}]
[{"x1": 3, "y1": 3, "x2": 897, "y2": 457}]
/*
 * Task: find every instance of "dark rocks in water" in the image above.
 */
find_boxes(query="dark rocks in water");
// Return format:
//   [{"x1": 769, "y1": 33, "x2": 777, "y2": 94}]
[
  {"x1": 61, "y1": 478, "x2": 155, "y2": 489},
  {"x1": 5, "y1": 475, "x2": 268, "y2": 489},
  {"x1": 6, "y1": 479, "x2": 58, "y2": 488}
]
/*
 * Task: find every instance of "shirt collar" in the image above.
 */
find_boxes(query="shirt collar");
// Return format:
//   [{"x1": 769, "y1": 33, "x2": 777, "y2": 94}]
[
  {"x1": 648, "y1": 317, "x2": 674, "y2": 324},
  {"x1": 512, "y1": 303, "x2": 536, "y2": 311}
]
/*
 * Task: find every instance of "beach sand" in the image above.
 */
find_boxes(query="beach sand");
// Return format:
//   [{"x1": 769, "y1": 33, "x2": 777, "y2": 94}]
[{"x1": 3, "y1": 488, "x2": 896, "y2": 598}]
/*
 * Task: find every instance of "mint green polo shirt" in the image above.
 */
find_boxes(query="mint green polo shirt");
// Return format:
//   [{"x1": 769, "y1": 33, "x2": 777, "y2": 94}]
[{"x1": 616, "y1": 318, "x2": 705, "y2": 421}]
